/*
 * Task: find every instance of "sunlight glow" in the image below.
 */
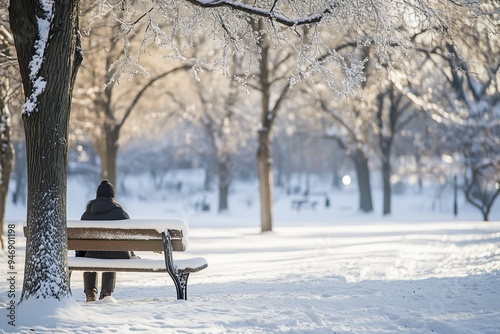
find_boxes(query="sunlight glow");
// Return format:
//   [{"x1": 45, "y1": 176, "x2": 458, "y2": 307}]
[
  {"x1": 342, "y1": 175, "x2": 352, "y2": 186},
  {"x1": 441, "y1": 154, "x2": 454, "y2": 164}
]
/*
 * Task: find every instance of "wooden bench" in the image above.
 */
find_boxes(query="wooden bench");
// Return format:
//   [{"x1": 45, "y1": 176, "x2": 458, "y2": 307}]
[{"x1": 24, "y1": 219, "x2": 208, "y2": 300}]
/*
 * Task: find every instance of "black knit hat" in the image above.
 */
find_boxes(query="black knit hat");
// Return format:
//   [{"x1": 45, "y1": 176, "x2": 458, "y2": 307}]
[{"x1": 96, "y1": 179, "x2": 115, "y2": 198}]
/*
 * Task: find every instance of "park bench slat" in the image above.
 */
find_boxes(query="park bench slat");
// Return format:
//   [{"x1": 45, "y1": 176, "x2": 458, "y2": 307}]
[
  {"x1": 67, "y1": 239, "x2": 166, "y2": 252},
  {"x1": 68, "y1": 257, "x2": 208, "y2": 273}
]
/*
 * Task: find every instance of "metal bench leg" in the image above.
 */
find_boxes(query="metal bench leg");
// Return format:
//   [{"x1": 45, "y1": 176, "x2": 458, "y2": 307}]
[
  {"x1": 162, "y1": 231, "x2": 190, "y2": 300},
  {"x1": 180, "y1": 273, "x2": 190, "y2": 300}
]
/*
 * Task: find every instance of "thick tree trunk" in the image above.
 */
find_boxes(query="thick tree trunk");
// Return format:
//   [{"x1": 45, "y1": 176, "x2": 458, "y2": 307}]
[
  {"x1": 352, "y1": 148, "x2": 373, "y2": 213},
  {"x1": 257, "y1": 130, "x2": 273, "y2": 231},
  {"x1": 10, "y1": 0, "x2": 82, "y2": 302}
]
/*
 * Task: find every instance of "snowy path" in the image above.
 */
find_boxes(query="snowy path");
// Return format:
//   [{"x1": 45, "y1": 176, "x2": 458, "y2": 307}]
[{"x1": 1, "y1": 220, "x2": 499, "y2": 333}]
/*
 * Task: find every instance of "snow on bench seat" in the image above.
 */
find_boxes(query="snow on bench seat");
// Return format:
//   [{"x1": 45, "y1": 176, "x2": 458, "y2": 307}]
[
  {"x1": 66, "y1": 218, "x2": 189, "y2": 232},
  {"x1": 68, "y1": 256, "x2": 208, "y2": 273}
]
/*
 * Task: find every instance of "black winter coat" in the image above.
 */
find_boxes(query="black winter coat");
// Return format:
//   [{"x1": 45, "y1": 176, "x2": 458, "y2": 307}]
[{"x1": 76, "y1": 197, "x2": 132, "y2": 259}]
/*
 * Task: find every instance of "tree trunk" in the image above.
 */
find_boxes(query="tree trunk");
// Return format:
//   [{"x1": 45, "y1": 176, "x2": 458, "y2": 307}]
[
  {"x1": 10, "y1": 0, "x2": 82, "y2": 302},
  {"x1": 273, "y1": 139, "x2": 284, "y2": 188},
  {"x1": 217, "y1": 157, "x2": 230, "y2": 212},
  {"x1": 463, "y1": 168, "x2": 500, "y2": 222},
  {"x1": 352, "y1": 148, "x2": 373, "y2": 212},
  {"x1": 204, "y1": 166, "x2": 211, "y2": 192},
  {"x1": 12, "y1": 141, "x2": 26, "y2": 205},
  {"x1": 257, "y1": 130, "x2": 273, "y2": 231},
  {"x1": 253, "y1": 19, "x2": 277, "y2": 232},
  {"x1": 382, "y1": 159, "x2": 392, "y2": 215},
  {"x1": 98, "y1": 124, "x2": 119, "y2": 186},
  {"x1": 0, "y1": 100, "x2": 14, "y2": 250}
]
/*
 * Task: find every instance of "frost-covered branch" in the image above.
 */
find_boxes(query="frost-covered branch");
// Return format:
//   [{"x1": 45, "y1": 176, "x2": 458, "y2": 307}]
[
  {"x1": 184, "y1": 0, "x2": 339, "y2": 27},
  {"x1": 391, "y1": 78, "x2": 464, "y2": 125},
  {"x1": 117, "y1": 64, "x2": 192, "y2": 129}
]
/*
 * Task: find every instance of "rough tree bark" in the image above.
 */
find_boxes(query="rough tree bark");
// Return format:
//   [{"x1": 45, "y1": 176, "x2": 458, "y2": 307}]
[{"x1": 9, "y1": 0, "x2": 82, "y2": 302}]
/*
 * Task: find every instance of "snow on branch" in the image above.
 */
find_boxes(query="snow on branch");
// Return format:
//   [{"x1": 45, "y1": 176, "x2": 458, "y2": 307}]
[{"x1": 184, "y1": 0, "x2": 338, "y2": 26}]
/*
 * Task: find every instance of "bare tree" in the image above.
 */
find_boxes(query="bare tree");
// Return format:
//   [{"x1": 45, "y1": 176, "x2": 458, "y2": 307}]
[
  {"x1": 249, "y1": 19, "x2": 294, "y2": 231},
  {"x1": 74, "y1": 9, "x2": 192, "y2": 186},
  {"x1": 374, "y1": 82, "x2": 415, "y2": 215},
  {"x1": 194, "y1": 69, "x2": 244, "y2": 212},
  {"x1": 463, "y1": 161, "x2": 500, "y2": 221},
  {"x1": 317, "y1": 99, "x2": 375, "y2": 212},
  {"x1": 396, "y1": 1, "x2": 500, "y2": 219}
]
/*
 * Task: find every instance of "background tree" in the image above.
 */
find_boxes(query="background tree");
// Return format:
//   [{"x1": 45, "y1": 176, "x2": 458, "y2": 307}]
[
  {"x1": 248, "y1": 19, "x2": 296, "y2": 231},
  {"x1": 397, "y1": 2, "x2": 500, "y2": 219},
  {"x1": 439, "y1": 23, "x2": 500, "y2": 221},
  {"x1": 0, "y1": 9, "x2": 18, "y2": 249},
  {"x1": 374, "y1": 82, "x2": 415, "y2": 215},
  {"x1": 73, "y1": 8, "x2": 192, "y2": 186},
  {"x1": 193, "y1": 67, "x2": 254, "y2": 212}
]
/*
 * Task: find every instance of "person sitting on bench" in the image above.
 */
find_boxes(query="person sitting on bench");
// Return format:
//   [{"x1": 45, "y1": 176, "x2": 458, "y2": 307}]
[{"x1": 76, "y1": 179, "x2": 133, "y2": 302}]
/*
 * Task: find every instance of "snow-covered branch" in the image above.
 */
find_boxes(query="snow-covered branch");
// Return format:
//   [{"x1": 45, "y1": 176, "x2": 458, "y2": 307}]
[
  {"x1": 391, "y1": 78, "x2": 464, "y2": 125},
  {"x1": 184, "y1": 0, "x2": 338, "y2": 26}
]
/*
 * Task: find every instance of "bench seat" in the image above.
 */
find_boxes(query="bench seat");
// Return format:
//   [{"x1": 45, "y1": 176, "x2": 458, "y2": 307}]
[{"x1": 68, "y1": 256, "x2": 208, "y2": 273}]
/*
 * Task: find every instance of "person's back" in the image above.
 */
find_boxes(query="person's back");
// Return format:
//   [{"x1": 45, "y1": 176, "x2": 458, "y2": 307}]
[
  {"x1": 81, "y1": 197, "x2": 130, "y2": 221},
  {"x1": 78, "y1": 180, "x2": 132, "y2": 301}
]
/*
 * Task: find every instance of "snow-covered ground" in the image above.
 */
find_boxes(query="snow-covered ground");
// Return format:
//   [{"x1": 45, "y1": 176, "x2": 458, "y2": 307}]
[{"x1": 1, "y1": 175, "x2": 499, "y2": 333}]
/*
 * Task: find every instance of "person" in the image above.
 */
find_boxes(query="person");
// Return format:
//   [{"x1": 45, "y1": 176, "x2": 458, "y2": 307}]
[{"x1": 76, "y1": 179, "x2": 133, "y2": 302}]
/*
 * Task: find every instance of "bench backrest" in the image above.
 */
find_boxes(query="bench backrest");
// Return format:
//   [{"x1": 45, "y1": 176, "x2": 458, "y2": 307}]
[
  {"x1": 66, "y1": 227, "x2": 185, "y2": 252},
  {"x1": 23, "y1": 219, "x2": 189, "y2": 252}
]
